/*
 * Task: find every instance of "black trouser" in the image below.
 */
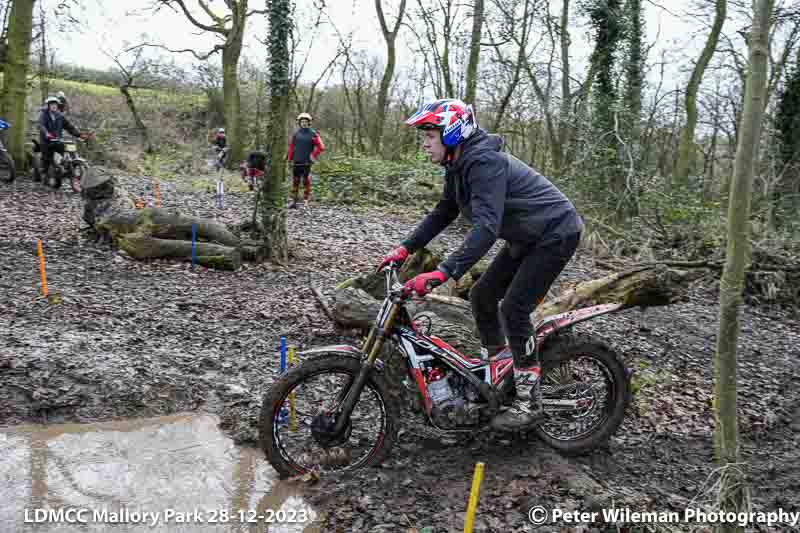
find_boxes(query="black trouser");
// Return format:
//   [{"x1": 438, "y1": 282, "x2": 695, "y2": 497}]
[
  {"x1": 41, "y1": 141, "x2": 63, "y2": 174},
  {"x1": 469, "y1": 231, "x2": 581, "y2": 367}
]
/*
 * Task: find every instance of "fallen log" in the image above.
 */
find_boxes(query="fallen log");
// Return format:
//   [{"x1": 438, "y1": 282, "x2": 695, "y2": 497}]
[
  {"x1": 94, "y1": 207, "x2": 253, "y2": 270},
  {"x1": 117, "y1": 234, "x2": 242, "y2": 271},
  {"x1": 323, "y1": 249, "x2": 702, "y2": 335},
  {"x1": 98, "y1": 208, "x2": 241, "y2": 247}
]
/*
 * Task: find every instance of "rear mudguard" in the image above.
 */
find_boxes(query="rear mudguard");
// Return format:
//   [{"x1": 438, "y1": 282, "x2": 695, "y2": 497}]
[
  {"x1": 297, "y1": 344, "x2": 385, "y2": 373},
  {"x1": 535, "y1": 303, "x2": 625, "y2": 345}
]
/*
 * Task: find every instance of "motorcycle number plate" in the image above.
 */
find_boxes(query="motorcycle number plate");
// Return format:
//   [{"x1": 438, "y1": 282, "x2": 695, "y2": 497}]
[{"x1": 65, "y1": 144, "x2": 76, "y2": 152}]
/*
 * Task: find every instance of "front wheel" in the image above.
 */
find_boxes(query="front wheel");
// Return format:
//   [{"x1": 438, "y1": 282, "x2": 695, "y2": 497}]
[
  {"x1": 258, "y1": 353, "x2": 399, "y2": 478},
  {"x1": 532, "y1": 332, "x2": 631, "y2": 455},
  {"x1": 0, "y1": 149, "x2": 15, "y2": 183},
  {"x1": 70, "y1": 162, "x2": 87, "y2": 193}
]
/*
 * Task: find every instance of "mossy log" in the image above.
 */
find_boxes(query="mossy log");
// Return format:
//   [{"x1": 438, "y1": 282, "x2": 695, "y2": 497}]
[{"x1": 96, "y1": 208, "x2": 250, "y2": 270}]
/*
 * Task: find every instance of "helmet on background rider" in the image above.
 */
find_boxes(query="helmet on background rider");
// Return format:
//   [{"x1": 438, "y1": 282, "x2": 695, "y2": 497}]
[
  {"x1": 218, "y1": 127, "x2": 225, "y2": 133},
  {"x1": 56, "y1": 91, "x2": 66, "y2": 100},
  {"x1": 404, "y1": 98, "x2": 477, "y2": 149},
  {"x1": 296, "y1": 112, "x2": 312, "y2": 125}
]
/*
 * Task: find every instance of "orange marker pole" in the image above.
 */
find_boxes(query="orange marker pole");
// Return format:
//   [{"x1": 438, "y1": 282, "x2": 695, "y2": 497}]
[
  {"x1": 155, "y1": 181, "x2": 161, "y2": 207},
  {"x1": 37, "y1": 240, "x2": 48, "y2": 298}
]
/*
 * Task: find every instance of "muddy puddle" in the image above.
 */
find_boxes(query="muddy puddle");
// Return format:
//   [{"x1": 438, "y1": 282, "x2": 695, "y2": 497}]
[{"x1": 0, "y1": 413, "x2": 321, "y2": 532}]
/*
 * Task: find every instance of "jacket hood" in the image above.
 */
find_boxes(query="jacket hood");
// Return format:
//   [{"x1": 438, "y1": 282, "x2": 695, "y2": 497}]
[{"x1": 446, "y1": 128, "x2": 505, "y2": 172}]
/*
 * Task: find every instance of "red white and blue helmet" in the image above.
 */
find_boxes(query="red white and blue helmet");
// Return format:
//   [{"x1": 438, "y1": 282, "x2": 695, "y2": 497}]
[{"x1": 404, "y1": 98, "x2": 477, "y2": 148}]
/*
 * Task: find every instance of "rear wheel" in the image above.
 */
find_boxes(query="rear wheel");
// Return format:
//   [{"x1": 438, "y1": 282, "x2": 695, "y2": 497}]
[
  {"x1": 47, "y1": 166, "x2": 62, "y2": 189},
  {"x1": 0, "y1": 149, "x2": 15, "y2": 183},
  {"x1": 258, "y1": 353, "x2": 398, "y2": 478},
  {"x1": 532, "y1": 333, "x2": 630, "y2": 455}
]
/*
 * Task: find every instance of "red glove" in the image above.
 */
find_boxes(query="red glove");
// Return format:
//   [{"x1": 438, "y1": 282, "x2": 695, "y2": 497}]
[
  {"x1": 46, "y1": 132, "x2": 55, "y2": 140},
  {"x1": 403, "y1": 270, "x2": 448, "y2": 297},
  {"x1": 377, "y1": 245, "x2": 409, "y2": 272}
]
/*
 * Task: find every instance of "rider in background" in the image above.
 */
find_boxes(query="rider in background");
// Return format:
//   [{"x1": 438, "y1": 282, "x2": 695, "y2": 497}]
[
  {"x1": 212, "y1": 128, "x2": 228, "y2": 168},
  {"x1": 214, "y1": 128, "x2": 226, "y2": 150},
  {"x1": 287, "y1": 112, "x2": 324, "y2": 209},
  {"x1": 378, "y1": 98, "x2": 584, "y2": 431},
  {"x1": 56, "y1": 91, "x2": 69, "y2": 114},
  {"x1": 38, "y1": 96, "x2": 83, "y2": 177}
]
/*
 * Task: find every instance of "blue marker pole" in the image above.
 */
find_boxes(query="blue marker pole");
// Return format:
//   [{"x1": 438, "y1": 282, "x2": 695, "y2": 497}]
[
  {"x1": 278, "y1": 336, "x2": 289, "y2": 424},
  {"x1": 191, "y1": 224, "x2": 197, "y2": 271},
  {"x1": 280, "y1": 336, "x2": 287, "y2": 373}
]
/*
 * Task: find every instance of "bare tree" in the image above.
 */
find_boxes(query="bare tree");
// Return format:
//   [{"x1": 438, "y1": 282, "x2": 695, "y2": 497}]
[
  {"x1": 374, "y1": 0, "x2": 407, "y2": 153},
  {"x1": 142, "y1": 0, "x2": 267, "y2": 168},
  {"x1": 102, "y1": 41, "x2": 164, "y2": 154},
  {"x1": 713, "y1": 1, "x2": 773, "y2": 529},
  {"x1": 674, "y1": 0, "x2": 727, "y2": 184},
  {"x1": 464, "y1": 0, "x2": 485, "y2": 105}
]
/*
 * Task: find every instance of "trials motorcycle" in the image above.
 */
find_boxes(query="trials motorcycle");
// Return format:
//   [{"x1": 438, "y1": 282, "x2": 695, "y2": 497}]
[
  {"x1": 31, "y1": 133, "x2": 92, "y2": 193},
  {"x1": 259, "y1": 262, "x2": 633, "y2": 478}
]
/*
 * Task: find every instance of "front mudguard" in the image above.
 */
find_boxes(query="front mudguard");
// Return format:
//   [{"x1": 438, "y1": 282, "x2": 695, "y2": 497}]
[{"x1": 297, "y1": 344, "x2": 385, "y2": 373}]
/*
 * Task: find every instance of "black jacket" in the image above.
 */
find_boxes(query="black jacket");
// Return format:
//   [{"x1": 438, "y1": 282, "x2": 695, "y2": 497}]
[
  {"x1": 401, "y1": 128, "x2": 583, "y2": 281},
  {"x1": 38, "y1": 109, "x2": 80, "y2": 144}
]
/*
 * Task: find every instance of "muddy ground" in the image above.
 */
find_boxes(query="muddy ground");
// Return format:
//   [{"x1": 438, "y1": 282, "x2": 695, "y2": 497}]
[{"x1": 1, "y1": 171, "x2": 799, "y2": 533}]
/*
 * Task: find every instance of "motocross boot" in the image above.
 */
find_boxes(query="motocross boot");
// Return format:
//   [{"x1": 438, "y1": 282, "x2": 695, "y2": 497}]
[{"x1": 490, "y1": 336, "x2": 544, "y2": 431}]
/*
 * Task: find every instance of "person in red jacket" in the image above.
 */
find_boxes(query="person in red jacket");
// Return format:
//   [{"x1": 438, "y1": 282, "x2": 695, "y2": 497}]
[{"x1": 287, "y1": 112, "x2": 324, "y2": 208}]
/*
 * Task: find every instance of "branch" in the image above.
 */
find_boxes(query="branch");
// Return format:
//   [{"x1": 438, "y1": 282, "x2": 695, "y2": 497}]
[
  {"x1": 157, "y1": 0, "x2": 221, "y2": 33},
  {"x1": 126, "y1": 42, "x2": 224, "y2": 61},
  {"x1": 310, "y1": 283, "x2": 335, "y2": 322}
]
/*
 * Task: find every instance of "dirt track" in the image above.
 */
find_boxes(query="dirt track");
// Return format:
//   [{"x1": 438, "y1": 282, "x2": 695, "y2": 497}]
[{"x1": 1, "y1": 172, "x2": 799, "y2": 532}]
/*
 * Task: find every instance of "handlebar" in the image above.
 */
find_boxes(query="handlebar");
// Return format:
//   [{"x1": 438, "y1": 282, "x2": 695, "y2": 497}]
[{"x1": 381, "y1": 261, "x2": 444, "y2": 300}]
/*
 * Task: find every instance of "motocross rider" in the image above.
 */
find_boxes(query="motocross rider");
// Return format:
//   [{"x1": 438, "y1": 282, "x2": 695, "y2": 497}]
[
  {"x1": 377, "y1": 98, "x2": 584, "y2": 431},
  {"x1": 38, "y1": 96, "x2": 84, "y2": 177}
]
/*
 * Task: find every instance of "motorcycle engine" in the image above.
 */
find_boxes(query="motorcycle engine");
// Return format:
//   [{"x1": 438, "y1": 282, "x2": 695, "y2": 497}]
[{"x1": 427, "y1": 366, "x2": 487, "y2": 429}]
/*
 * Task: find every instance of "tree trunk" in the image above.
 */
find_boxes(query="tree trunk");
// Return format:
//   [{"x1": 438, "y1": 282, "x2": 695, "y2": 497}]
[
  {"x1": 38, "y1": 2, "x2": 47, "y2": 104},
  {"x1": 623, "y1": 0, "x2": 643, "y2": 141},
  {"x1": 713, "y1": 0, "x2": 772, "y2": 530},
  {"x1": 120, "y1": 84, "x2": 153, "y2": 153},
  {"x1": 463, "y1": 0, "x2": 484, "y2": 106},
  {"x1": 0, "y1": 0, "x2": 36, "y2": 172},
  {"x1": 222, "y1": 31, "x2": 244, "y2": 168},
  {"x1": 373, "y1": 0, "x2": 407, "y2": 154},
  {"x1": 674, "y1": 0, "x2": 726, "y2": 184},
  {"x1": 255, "y1": 0, "x2": 291, "y2": 264}
]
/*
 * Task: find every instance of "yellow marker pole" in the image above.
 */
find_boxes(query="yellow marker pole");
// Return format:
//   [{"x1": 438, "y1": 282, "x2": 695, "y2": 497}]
[
  {"x1": 288, "y1": 346, "x2": 297, "y2": 431},
  {"x1": 463, "y1": 462, "x2": 485, "y2": 533},
  {"x1": 37, "y1": 240, "x2": 48, "y2": 298}
]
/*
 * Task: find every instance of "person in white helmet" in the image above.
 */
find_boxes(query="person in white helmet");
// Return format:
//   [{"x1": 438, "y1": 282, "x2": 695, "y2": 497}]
[
  {"x1": 56, "y1": 91, "x2": 69, "y2": 114},
  {"x1": 287, "y1": 112, "x2": 324, "y2": 208}
]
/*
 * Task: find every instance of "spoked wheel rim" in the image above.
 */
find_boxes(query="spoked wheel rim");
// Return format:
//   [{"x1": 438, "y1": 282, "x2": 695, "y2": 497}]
[
  {"x1": 271, "y1": 369, "x2": 388, "y2": 475},
  {"x1": 537, "y1": 355, "x2": 616, "y2": 442}
]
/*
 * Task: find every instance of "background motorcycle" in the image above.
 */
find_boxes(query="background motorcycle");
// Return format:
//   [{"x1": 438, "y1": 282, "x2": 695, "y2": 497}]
[
  {"x1": 32, "y1": 133, "x2": 92, "y2": 193},
  {"x1": 0, "y1": 119, "x2": 17, "y2": 183}
]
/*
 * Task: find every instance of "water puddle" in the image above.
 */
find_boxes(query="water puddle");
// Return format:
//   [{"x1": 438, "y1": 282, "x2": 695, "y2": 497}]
[{"x1": 0, "y1": 413, "x2": 321, "y2": 532}]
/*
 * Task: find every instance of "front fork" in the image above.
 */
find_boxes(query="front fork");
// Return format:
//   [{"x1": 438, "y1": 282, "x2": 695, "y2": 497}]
[{"x1": 331, "y1": 302, "x2": 399, "y2": 434}]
